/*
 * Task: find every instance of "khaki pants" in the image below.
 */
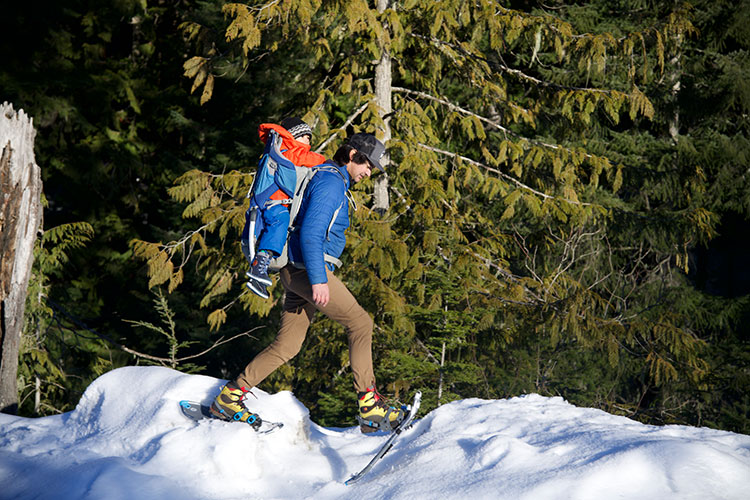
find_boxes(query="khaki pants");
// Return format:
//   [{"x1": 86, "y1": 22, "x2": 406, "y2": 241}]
[{"x1": 236, "y1": 265, "x2": 376, "y2": 392}]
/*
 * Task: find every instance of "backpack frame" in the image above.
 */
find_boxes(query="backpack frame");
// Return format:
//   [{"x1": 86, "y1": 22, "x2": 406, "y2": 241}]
[{"x1": 242, "y1": 129, "x2": 349, "y2": 273}]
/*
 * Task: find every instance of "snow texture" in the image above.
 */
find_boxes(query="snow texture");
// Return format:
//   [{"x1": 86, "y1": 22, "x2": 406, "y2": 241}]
[{"x1": 0, "y1": 366, "x2": 748, "y2": 499}]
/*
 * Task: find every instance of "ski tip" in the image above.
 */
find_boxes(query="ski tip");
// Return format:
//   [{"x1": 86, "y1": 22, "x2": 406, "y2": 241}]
[{"x1": 179, "y1": 400, "x2": 192, "y2": 409}]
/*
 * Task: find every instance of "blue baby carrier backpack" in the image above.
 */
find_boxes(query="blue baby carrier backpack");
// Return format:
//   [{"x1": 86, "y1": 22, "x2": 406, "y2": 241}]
[{"x1": 241, "y1": 129, "x2": 347, "y2": 272}]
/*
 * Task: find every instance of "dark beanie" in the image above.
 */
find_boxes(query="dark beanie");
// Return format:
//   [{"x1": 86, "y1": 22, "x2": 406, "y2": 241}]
[{"x1": 280, "y1": 117, "x2": 313, "y2": 140}]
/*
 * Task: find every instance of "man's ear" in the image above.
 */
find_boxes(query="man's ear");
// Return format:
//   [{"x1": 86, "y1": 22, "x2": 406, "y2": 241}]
[{"x1": 349, "y1": 149, "x2": 357, "y2": 161}]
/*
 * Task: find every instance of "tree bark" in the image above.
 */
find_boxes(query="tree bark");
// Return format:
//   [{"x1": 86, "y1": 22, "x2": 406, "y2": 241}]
[
  {"x1": 0, "y1": 102, "x2": 43, "y2": 414},
  {"x1": 668, "y1": 34, "x2": 682, "y2": 145},
  {"x1": 373, "y1": 0, "x2": 392, "y2": 214}
]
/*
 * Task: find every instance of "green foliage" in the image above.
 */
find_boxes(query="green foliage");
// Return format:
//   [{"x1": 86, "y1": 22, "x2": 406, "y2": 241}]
[
  {"x1": 124, "y1": 289, "x2": 203, "y2": 372},
  {"x1": 6, "y1": 0, "x2": 747, "y2": 434},
  {"x1": 19, "y1": 221, "x2": 108, "y2": 416},
  {"x1": 36, "y1": 223, "x2": 95, "y2": 275},
  {"x1": 155, "y1": 0, "x2": 728, "y2": 430},
  {"x1": 4, "y1": 0, "x2": 281, "y2": 415}
]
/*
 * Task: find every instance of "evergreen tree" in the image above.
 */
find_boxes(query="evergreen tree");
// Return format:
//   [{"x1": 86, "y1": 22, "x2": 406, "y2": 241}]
[
  {"x1": 138, "y1": 0, "x2": 715, "y2": 427},
  {"x1": 1, "y1": 0, "x2": 290, "y2": 413},
  {"x1": 4, "y1": 0, "x2": 744, "y2": 430},
  {"x1": 493, "y1": 0, "x2": 750, "y2": 431},
  {"x1": 19, "y1": 222, "x2": 97, "y2": 415},
  {"x1": 666, "y1": 0, "x2": 750, "y2": 432}
]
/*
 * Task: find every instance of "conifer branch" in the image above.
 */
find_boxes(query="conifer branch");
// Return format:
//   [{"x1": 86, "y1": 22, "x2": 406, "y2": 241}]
[
  {"x1": 418, "y1": 142, "x2": 546, "y2": 196},
  {"x1": 315, "y1": 102, "x2": 369, "y2": 153},
  {"x1": 388, "y1": 184, "x2": 545, "y2": 306},
  {"x1": 393, "y1": 86, "x2": 605, "y2": 165},
  {"x1": 468, "y1": 251, "x2": 547, "y2": 306},
  {"x1": 414, "y1": 336, "x2": 442, "y2": 366},
  {"x1": 417, "y1": 142, "x2": 591, "y2": 207},
  {"x1": 393, "y1": 86, "x2": 519, "y2": 135},
  {"x1": 45, "y1": 298, "x2": 260, "y2": 366},
  {"x1": 159, "y1": 212, "x2": 228, "y2": 259},
  {"x1": 408, "y1": 33, "x2": 618, "y2": 94},
  {"x1": 169, "y1": 329, "x2": 262, "y2": 362}
]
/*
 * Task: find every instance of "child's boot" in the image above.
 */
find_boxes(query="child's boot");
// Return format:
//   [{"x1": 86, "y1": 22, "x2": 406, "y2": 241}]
[
  {"x1": 247, "y1": 251, "x2": 273, "y2": 286},
  {"x1": 246, "y1": 278, "x2": 269, "y2": 299}
]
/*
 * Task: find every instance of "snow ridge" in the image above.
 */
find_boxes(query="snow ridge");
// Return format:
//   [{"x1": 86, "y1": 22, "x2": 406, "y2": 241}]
[{"x1": 0, "y1": 366, "x2": 748, "y2": 500}]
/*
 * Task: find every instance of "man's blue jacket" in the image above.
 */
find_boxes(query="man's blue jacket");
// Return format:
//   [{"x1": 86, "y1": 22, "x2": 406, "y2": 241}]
[{"x1": 288, "y1": 161, "x2": 350, "y2": 285}]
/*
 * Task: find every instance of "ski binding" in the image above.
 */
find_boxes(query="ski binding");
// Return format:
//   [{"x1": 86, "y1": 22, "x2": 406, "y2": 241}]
[
  {"x1": 345, "y1": 391, "x2": 422, "y2": 485},
  {"x1": 179, "y1": 400, "x2": 283, "y2": 434}
]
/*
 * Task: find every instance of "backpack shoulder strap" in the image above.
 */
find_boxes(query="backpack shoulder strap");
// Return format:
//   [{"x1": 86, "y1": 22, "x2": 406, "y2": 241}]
[
  {"x1": 285, "y1": 163, "x2": 351, "y2": 271},
  {"x1": 310, "y1": 164, "x2": 357, "y2": 210}
]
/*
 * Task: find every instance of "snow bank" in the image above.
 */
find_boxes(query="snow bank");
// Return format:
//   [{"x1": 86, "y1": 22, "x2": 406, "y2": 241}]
[{"x1": 0, "y1": 366, "x2": 748, "y2": 499}]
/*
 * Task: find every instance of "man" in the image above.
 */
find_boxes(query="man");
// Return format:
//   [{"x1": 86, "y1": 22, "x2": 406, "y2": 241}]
[{"x1": 211, "y1": 133, "x2": 405, "y2": 433}]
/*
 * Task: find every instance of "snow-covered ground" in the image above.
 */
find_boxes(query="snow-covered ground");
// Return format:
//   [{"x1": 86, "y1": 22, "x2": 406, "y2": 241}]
[{"x1": 1, "y1": 366, "x2": 748, "y2": 500}]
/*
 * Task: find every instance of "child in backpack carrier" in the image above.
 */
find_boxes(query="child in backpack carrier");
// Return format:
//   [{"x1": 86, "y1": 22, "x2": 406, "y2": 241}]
[{"x1": 246, "y1": 117, "x2": 326, "y2": 299}]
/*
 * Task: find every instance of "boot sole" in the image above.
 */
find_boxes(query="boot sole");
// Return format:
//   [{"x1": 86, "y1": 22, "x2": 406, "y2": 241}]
[
  {"x1": 246, "y1": 270, "x2": 272, "y2": 286},
  {"x1": 246, "y1": 280, "x2": 270, "y2": 299}
]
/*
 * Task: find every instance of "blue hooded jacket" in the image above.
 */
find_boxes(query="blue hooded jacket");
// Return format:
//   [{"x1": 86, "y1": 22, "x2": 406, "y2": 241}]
[{"x1": 288, "y1": 161, "x2": 351, "y2": 284}]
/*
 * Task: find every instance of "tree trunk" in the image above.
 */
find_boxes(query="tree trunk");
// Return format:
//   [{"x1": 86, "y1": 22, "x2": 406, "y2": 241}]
[
  {"x1": 0, "y1": 102, "x2": 43, "y2": 414},
  {"x1": 668, "y1": 34, "x2": 682, "y2": 145},
  {"x1": 373, "y1": 0, "x2": 392, "y2": 214}
]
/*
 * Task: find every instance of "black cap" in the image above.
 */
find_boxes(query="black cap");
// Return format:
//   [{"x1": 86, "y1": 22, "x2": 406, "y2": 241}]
[
  {"x1": 347, "y1": 133, "x2": 386, "y2": 172},
  {"x1": 280, "y1": 117, "x2": 313, "y2": 140}
]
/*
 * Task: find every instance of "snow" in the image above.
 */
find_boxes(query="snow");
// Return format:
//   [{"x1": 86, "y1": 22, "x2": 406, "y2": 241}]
[{"x1": 1, "y1": 367, "x2": 748, "y2": 500}]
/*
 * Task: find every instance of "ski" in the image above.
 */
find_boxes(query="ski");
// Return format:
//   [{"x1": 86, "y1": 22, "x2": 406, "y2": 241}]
[
  {"x1": 178, "y1": 400, "x2": 283, "y2": 434},
  {"x1": 345, "y1": 391, "x2": 422, "y2": 485}
]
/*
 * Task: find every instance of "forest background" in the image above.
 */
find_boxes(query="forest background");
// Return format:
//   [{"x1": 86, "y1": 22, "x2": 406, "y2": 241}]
[{"x1": 2, "y1": 0, "x2": 749, "y2": 434}]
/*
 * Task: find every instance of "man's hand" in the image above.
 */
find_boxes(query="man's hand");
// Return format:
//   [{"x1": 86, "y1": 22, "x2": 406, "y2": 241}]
[{"x1": 311, "y1": 283, "x2": 330, "y2": 307}]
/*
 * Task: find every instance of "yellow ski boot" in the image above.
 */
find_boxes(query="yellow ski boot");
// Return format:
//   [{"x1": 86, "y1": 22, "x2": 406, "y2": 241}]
[
  {"x1": 357, "y1": 386, "x2": 405, "y2": 433},
  {"x1": 210, "y1": 382, "x2": 262, "y2": 430}
]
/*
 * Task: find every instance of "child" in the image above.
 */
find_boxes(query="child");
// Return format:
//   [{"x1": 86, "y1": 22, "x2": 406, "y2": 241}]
[{"x1": 246, "y1": 117, "x2": 326, "y2": 298}]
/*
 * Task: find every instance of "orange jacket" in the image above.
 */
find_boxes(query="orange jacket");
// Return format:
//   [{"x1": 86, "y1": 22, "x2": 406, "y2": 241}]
[
  {"x1": 258, "y1": 123, "x2": 326, "y2": 168},
  {"x1": 259, "y1": 124, "x2": 327, "y2": 202}
]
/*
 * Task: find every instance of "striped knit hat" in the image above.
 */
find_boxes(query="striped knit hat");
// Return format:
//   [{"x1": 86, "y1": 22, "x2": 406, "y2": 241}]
[{"x1": 280, "y1": 117, "x2": 313, "y2": 140}]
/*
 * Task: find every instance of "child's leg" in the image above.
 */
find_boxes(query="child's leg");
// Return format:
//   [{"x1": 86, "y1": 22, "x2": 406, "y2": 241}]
[
  {"x1": 257, "y1": 204, "x2": 291, "y2": 256},
  {"x1": 247, "y1": 204, "x2": 291, "y2": 294}
]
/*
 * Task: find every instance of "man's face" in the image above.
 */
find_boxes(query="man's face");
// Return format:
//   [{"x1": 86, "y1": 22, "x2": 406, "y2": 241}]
[
  {"x1": 347, "y1": 151, "x2": 373, "y2": 183},
  {"x1": 349, "y1": 161, "x2": 372, "y2": 183}
]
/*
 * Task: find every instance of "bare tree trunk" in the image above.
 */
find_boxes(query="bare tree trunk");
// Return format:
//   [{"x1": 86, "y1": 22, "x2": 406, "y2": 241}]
[
  {"x1": 0, "y1": 102, "x2": 43, "y2": 414},
  {"x1": 668, "y1": 34, "x2": 682, "y2": 145},
  {"x1": 373, "y1": 0, "x2": 392, "y2": 214},
  {"x1": 437, "y1": 341, "x2": 446, "y2": 405}
]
